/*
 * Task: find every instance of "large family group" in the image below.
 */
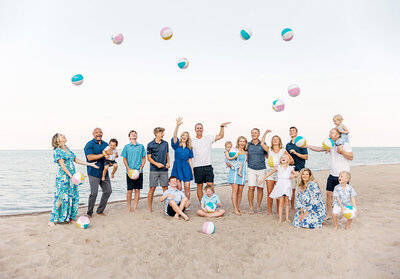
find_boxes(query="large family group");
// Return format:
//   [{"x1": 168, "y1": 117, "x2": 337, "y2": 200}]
[{"x1": 48, "y1": 115, "x2": 357, "y2": 230}]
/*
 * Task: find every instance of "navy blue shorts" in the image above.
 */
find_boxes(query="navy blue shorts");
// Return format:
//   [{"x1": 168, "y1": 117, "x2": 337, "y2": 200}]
[
  {"x1": 326, "y1": 174, "x2": 339, "y2": 192},
  {"x1": 194, "y1": 165, "x2": 214, "y2": 184},
  {"x1": 166, "y1": 202, "x2": 185, "y2": 217},
  {"x1": 127, "y1": 173, "x2": 143, "y2": 190}
]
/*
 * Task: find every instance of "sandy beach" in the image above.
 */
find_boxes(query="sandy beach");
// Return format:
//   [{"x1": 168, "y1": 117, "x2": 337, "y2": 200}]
[{"x1": 1, "y1": 164, "x2": 399, "y2": 279}]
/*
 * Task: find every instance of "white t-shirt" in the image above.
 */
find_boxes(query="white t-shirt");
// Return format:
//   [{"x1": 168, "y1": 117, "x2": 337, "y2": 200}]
[
  {"x1": 192, "y1": 135, "x2": 216, "y2": 167},
  {"x1": 104, "y1": 146, "x2": 118, "y2": 161},
  {"x1": 330, "y1": 143, "x2": 352, "y2": 176}
]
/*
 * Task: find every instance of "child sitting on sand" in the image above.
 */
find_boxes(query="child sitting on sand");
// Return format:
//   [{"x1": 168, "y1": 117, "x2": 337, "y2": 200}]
[
  {"x1": 333, "y1": 171, "x2": 357, "y2": 230},
  {"x1": 224, "y1": 141, "x2": 243, "y2": 177},
  {"x1": 160, "y1": 176, "x2": 190, "y2": 221},
  {"x1": 197, "y1": 185, "x2": 226, "y2": 217},
  {"x1": 333, "y1": 114, "x2": 350, "y2": 147},
  {"x1": 102, "y1": 138, "x2": 118, "y2": 181}
]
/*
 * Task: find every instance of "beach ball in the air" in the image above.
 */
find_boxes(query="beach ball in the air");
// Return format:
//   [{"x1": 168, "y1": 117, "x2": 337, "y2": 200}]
[
  {"x1": 228, "y1": 148, "x2": 239, "y2": 158},
  {"x1": 77, "y1": 216, "x2": 90, "y2": 229},
  {"x1": 267, "y1": 155, "x2": 279, "y2": 168},
  {"x1": 111, "y1": 33, "x2": 124, "y2": 45},
  {"x1": 294, "y1": 136, "x2": 307, "y2": 148},
  {"x1": 272, "y1": 99, "x2": 285, "y2": 112},
  {"x1": 71, "y1": 74, "x2": 84, "y2": 86},
  {"x1": 240, "y1": 28, "x2": 252, "y2": 40},
  {"x1": 202, "y1": 221, "x2": 215, "y2": 234},
  {"x1": 322, "y1": 138, "x2": 335, "y2": 150},
  {"x1": 205, "y1": 202, "x2": 216, "y2": 213},
  {"x1": 343, "y1": 206, "x2": 357, "y2": 220},
  {"x1": 281, "y1": 28, "x2": 294, "y2": 41},
  {"x1": 72, "y1": 172, "x2": 85, "y2": 185},
  {"x1": 177, "y1": 58, "x2": 189, "y2": 69},
  {"x1": 288, "y1": 84, "x2": 300, "y2": 97},
  {"x1": 160, "y1": 27, "x2": 173, "y2": 40},
  {"x1": 128, "y1": 169, "x2": 140, "y2": 180}
]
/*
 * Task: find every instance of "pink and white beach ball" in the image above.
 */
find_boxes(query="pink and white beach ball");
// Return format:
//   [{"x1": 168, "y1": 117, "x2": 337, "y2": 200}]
[
  {"x1": 77, "y1": 216, "x2": 90, "y2": 229},
  {"x1": 272, "y1": 99, "x2": 285, "y2": 112},
  {"x1": 111, "y1": 33, "x2": 124, "y2": 45},
  {"x1": 202, "y1": 222, "x2": 215, "y2": 234},
  {"x1": 72, "y1": 172, "x2": 85, "y2": 185},
  {"x1": 160, "y1": 27, "x2": 173, "y2": 40},
  {"x1": 288, "y1": 84, "x2": 300, "y2": 97},
  {"x1": 128, "y1": 169, "x2": 140, "y2": 180}
]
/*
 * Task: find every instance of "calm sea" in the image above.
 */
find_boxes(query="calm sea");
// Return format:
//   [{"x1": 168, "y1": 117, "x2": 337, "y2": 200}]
[{"x1": 0, "y1": 147, "x2": 399, "y2": 215}]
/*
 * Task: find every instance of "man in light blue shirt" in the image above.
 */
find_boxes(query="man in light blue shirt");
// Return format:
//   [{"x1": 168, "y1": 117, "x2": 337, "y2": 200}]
[{"x1": 160, "y1": 176, "x2": 190, "y2": 221}]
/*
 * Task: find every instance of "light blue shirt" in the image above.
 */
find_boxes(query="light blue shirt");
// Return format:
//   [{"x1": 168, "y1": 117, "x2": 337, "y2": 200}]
[
  {"x1": 163, "y1": 187, "x2": 185, "y2": 214},
  {"x1": 121, "y1": 142, "x2": 146, "y2": 173},
  {"x1": 201, "y1": 193, "x2": 221, "y2": 208},
  {"x1": 333, "y1": 184, "x2": 357, "y2": 207}
]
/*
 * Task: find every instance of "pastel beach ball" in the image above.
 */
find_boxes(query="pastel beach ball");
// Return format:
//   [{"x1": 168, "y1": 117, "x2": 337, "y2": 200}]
[
  {"x1": 111, "y1": 33, "x2": 124, "y2": 45},
  {"x1": 160, "y1": 27, "x2": 173, "y2": 40},
  {"x1": 177, "y1": 57, "x2": 189, "y2": 69},
  {"x1": 294, "y1": 136, "x2": 307, "y2": 148},
  {"x1": 229, "y1": 148, "x2": 239, "y2": 158},
  {"x1": 267, "y1": 155, "x2": 279, "y2": 168},
  {"x1": 288, "y1": 84, "x2": 300, "y2": 97},
  {"x1": 240, "y1": 28, "x2": 252, "y2": 40},
  {"x1": 71, "y1": 74, "x2": 84, "y2": 86},
  {"x1": 322, "y1": 138, "x2": 335, "y2": 150},
  {"x1": 205, "y1": 202, "x2": 216, "y2": 213},
  {"x1": 77, "y1": 216, "x2": 90, "y2": 229},
  {"x1": 72, "y1": 172, "x2": 85, "y2": 185},
  {"x1": 281, "y1": 28, "x2": 294, "y2": 41},
  {"x1": 343, "y1": 206, "x2": 357, "y2": 220},
  {"x1": 202, "y1": 221, "x2": 215, "y2": 235},
  {"x1": 128, "y1": 169, "x2": 140, "y2": 180},
  {"x1": 272, "y1": 99, "x2": 285, "y2": 112}
]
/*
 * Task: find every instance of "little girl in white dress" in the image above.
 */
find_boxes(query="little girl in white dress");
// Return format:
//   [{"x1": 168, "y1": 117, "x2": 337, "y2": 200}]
[{"x1": 260, "y1": 155, "x2": 298, "y2": 222}]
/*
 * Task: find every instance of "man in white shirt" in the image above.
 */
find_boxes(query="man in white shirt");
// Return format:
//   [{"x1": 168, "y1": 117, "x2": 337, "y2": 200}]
[{"x1": 192, "y1": 121, "x2": 231, "y2": 203}]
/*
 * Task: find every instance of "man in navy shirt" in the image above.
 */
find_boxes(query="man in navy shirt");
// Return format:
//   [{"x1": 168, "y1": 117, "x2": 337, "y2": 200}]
[
  {"x1": 84, "y1": 128, "x2": 112, "y2": 217},
  {"x1": 286, "y1": 126, "x2": 308, "y2": 213}
]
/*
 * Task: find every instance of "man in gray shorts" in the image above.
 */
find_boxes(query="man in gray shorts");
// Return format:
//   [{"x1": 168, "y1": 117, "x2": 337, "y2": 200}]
[{"x1": 147, "y1": 127, "x2": 170, "y2": 212}]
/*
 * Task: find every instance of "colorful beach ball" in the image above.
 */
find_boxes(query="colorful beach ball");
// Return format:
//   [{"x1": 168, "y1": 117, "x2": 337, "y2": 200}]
[
  {"x1": 267, "y1": 155, "x2": 279, "y2": 168},
  {"x1": 288, "y1": 84, "x2": 300, "y2": 97},
  {"x1": 128, "y1": 169, "x2": 140, "y2": 180},
  {"x1": 71, "y1": 74, "x2": 84, "y2": 86},
  {"x1": 72, "y1": 172, "x2": 85, "y2": 185},
  {"x1": 322, "y1": 138, "x2": 335, "y2": 150},
  {"x1": 160, "y1": 27, "x2": 173, "y2": 40},
  {"x1": 177, "y1": 57, "x2": 189, "y2": 69},
  {"x1": 272, "y1": 99, "x2": 285, "y2": 112},
  {"x1": 111, "y1": 33, "x2": 124, "y2": 45},
  {"x1": 77, "y1": 216, "x2": 90, "y2": 229},
  {"x1": 281, "y1": 28, "x2": 294, "y2": 41},
  {"x1": 240, "y1": 28, "x2": 252, "y2": 40},
  {"x1": 202, "y1": 221, "x2": 215, "y2": 234},
  {"x1": 294, "y1": 136, "x2": 307, "y2": 148},
  {"x1": 205, "y1": 202, "x2": 216, "y2": 213},
  {"x1": 229, "y1": 148, "x2": 239, "y2": 158},
  {"x1": 343, "y1": 206, "x2": 357, "y2": 220}
]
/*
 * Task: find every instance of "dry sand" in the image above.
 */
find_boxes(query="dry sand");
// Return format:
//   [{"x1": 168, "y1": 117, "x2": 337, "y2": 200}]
[{"x1": 1, "y1": 165, "x2": 400, "y2": 279}]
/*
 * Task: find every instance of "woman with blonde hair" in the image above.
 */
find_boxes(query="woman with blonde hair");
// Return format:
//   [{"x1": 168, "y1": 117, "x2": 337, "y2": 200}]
[
  {"x1": 226, "y1": 136, "x2": 248, "y2": 215},
  {"x1": 292, "y1": 168, "x2": 326, "y2": 228},
  {"x1": 171, "y1": 117, "x2": 194, "y2": 203},
  {"x1": 48, "y1": 133, "x2": 99, "y2": 227}
]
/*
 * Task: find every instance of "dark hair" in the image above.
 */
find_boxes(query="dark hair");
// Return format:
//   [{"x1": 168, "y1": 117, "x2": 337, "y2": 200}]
[
  {"x1": 128, "y1": 130, "x2": 137, "y2": 137},
  {"x1": 169, "y1": 176, "x2": 177, "y2": 181},
  {"x1": 289, "y1": 126, "x2": 298, "y2": 132},
  {"x1": 109, "y1": 138, "x2": 118, "y2": 146}
]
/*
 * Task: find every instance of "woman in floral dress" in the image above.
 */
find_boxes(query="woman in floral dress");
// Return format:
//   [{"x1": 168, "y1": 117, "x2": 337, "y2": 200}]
[{"x1": 48, "y1": 133, "x2": 98, "y2": 227}]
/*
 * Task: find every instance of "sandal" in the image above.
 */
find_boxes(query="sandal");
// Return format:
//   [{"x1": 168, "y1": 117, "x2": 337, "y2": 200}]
[{"x1": 257, "y1": 209, "x2": 263, "y2": 214}]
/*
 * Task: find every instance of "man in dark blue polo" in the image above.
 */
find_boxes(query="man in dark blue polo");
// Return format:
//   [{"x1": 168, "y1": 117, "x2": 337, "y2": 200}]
[
  {"x1": 286, "y1": 126, "x2": 308, "y2": 213},
  {"x1": 84, "y1": 127, "x2": 112, "y2": 217}
]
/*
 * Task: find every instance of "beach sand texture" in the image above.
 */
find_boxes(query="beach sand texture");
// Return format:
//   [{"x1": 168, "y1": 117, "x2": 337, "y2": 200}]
[{"x1": 1, "y1": 165, "x2": 399, "y2": 279}]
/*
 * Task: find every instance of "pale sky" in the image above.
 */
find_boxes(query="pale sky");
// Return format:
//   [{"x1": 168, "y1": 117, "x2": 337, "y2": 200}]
[{"x1": 1, "y1": 0, "x2": 399, "y2": 149}]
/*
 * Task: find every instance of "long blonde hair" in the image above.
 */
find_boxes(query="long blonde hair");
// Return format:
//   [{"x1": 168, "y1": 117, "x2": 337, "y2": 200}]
[
  {"x1": 51, "y1": 133, "x2": 62, "y2": 150},
  {"x1": 271, "y1": 135, "x2": 283, "y2": 150},
  {"x1": 298, "y1": 168, "x2": 317, "y2": 190},
  {"x1": 180, "y1": 131, "x2": 192, "y2": 149},
  {"x1": 236, "y1": 136, "x2": 248, "y2": 151}
]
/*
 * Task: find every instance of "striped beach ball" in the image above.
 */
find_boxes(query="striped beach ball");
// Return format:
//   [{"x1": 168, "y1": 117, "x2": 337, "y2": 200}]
[
  {"x1": 205, "y1": 202, "x2": 216, "y2": 213},
  {"x1": 322, "y1": 138, "x2": 335, "y2": 150},
  {"x1": 343, "y1": 206, "x2": 357, "y2": 220},
  {"x1": 288, "y1": 84, "x2": 300, "y2": 97},
  {"x1": 294, "y1": 136, "x2": 307, "y2": 148},
  {"x1": 240, "y1": 28, "x2": 252, "y2": 40},
  {"x1": 281, "y1": 28, "x2": 294, "y2": 41},
  {"x1": 202, "y1": 221, "x2": 215, "y2": 234},
  {"x1": 111, "y1": 33, "x2": 124, "y2": 45},
  {"x1": 160, "y1": 27, "x2": 173, "y2": 40},
  {"x1": 77, "y1": 216, "x2": 90, "y2": 229},
  {"x1": 128, "y1": 169, "x2": 140, "y2": 180},
  {"x1": 72, "y1": 172, "x2": 85, "y2": 185},
  {"x1": 177, "y1": 57, "x2": 189, "y2": 69},
  {"x1": 267, "y1": 155, "x2": 279, "y2": 168},
  {"x1": 272, "y1": 99, "x2": 285, "y2": 112},
  {"x1": 71, "y1": 74, "x2": 84, "y2": 86}
]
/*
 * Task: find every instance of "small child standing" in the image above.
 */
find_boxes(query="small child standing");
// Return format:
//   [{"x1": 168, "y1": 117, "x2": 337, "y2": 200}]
[
  {"x1": 224, "y1": 141, "x2": 243, "y2": 177},
  {"x1": 102, "y1": 139, "x2": 118, "y2": 181},
  {"x1": 333, "y1": 114, "x2": 350, "y2": 147},
  {"x1": 197, "y1": 185, "x2": 226, "y2": 218},
  {"x1": 259, "y1": 154, "x2": 297, "y2": 222},
  {"x1": 333, "y1": 171, "x2": 357, "y2": 230}
]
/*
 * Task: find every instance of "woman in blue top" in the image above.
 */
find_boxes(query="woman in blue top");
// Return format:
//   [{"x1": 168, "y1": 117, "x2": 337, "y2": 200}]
[
  {"x1": 171, "y1": 117, "x2": 194, "y2": 202},
  {"x1": 48, "y1": 133, "x2": 98, "y2": 227}
]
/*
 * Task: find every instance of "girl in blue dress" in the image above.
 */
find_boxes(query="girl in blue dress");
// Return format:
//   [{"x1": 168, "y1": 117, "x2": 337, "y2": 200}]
[
  {"x1": 48, "y1": 133, "x2": 98, "y2": 227},
  {"x1": 171, "y1": 117, "x2": 194, "y2": 203},
  {"x1": 227, "y1": 136, "x2": 247, "y2": 215}
]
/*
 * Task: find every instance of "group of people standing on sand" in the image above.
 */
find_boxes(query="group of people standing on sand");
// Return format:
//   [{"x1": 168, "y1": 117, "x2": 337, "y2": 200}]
[{"x1": 48, "y1": 114, "x2": 357, "y2": 230}]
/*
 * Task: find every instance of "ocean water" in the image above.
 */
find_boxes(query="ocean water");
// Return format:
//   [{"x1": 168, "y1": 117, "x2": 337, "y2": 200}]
[{"x1": 0, "y1": 147, "x2": 399, "y2": 215}]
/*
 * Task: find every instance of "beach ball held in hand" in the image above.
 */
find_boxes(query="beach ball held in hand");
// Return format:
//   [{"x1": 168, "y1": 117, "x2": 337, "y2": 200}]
[
  {"x1": 202, "y1": 221, "x2": 215, "y2": 234},
  {"x1": 294, "y1": 136, "x2": 307, "y2": 148},
  {"x1": 322, "y1": 138, "x2": 335, "y2": 150},
  {"x1": 72, "y1": 172, "x2": 85, "y2": 185},
  {"x1": 343, "y1": 206, "x2": 357, "y2": 220},
  {"x1": 272, "y1": 99, "x2": 285, "y2": 112},
  {"x1": 281, "y1": 28, "x2": 294, "y2": 41},
  {"x1": 240, "y1": 28, "x2": 252, "y2": 40},
  {"x1": 228, "y1": 148, "x2": 239, "y2": 158},
  {"x1": 205, "y1": 202, "x2": 216, "y2": 213},
  {"x1": 267, "y1": 155, "x2": 279, "y2": 168},
  {"x1": 160, "y1": 27, "x2": 173, "y2": 40},
  {"x1": 71, "y1": 74, "x2": 84, "y2": 86},
  {"x1": 177, "y1": 58, "x2": 189, "y2": 69},
  {"x1": 111, "y1": 33, "x2": 124, "y2": 45},
  {"x1": 77, "y1": 216, "x2": 90, "y2": 229},
  {"x1": 288, "y1": 84, "x2": 300, "y2": 97},
  {"x1": 128, "y1": 169, "x2": 140, "y2": 180}
]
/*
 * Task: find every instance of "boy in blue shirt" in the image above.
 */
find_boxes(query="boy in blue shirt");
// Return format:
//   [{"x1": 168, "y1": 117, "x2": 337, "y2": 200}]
[
  {"x1": 160, "y1": 176, "x2": 190, "y2": 221},
  {"x1": 197, "y1": 185, "x2": 225, "y2": 217}
]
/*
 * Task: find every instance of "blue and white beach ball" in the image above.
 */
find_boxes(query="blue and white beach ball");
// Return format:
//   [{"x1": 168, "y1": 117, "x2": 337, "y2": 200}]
[
  {"x1": 202, "y1": 221, "x2": 215, "y2": 234},
  {"x1": 177, "y1": 57, "x2": 189, "y2": 69},
  {"x1": 294, "y1": 136, "x2": 307, "y2": 148},
  {"x1": 72, "y1": 172, "x2": 85, "y2": 185},
  {"x1": 205, "y1": 202, "x2": 216, "y2": 213},
  {"x1": 281, "y1": 28, "x2": 294, "y2": 41},
  {"x1": 240, "y1": 28, "x2": 252, "y2": 40},
  {"x1": 343, "y1": 206, "x2": 357, "y2": 220},
  {"x1": 77, "y1": 216, "x2": 90, "y2": 229},
  {"x1": 322, "y1": 138, "x2": 335, "y2": 150},
  {"x1": 229, "y1": 148, "x2": 239, "y2": 158},
  {"x1": 71, "y1": 74, "x2": 84, "y2": 86},
  {"x1": 111, "y1": 33, "x2": 124, "y2": 45},
  {"x1": 272, "y1": 99, "x2": 285, "y2": 112}
]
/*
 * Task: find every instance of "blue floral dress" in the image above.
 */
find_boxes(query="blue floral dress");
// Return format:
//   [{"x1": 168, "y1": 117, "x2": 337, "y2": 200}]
[
  {"x1": 227, "y1": 153, "x2": 247, "y2": 185},
  {"x1": 49, "y1": 148, "x2": 79, "y2": 223},
  {"x1": 292, "y1": 181, "x2": 326, "y2": 229},
  {"x1": 171, "y1": 138, "x2": 193, "y2": 182}
]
